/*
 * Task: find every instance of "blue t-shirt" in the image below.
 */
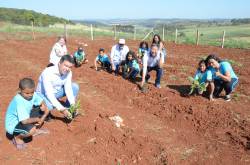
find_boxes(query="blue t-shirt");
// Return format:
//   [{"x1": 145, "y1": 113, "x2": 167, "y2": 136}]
[
  {"x1": 127, "y1": 59, "x2": 140, "y2": 71},
  {"x1": 96, "y1": 54, "x2": 110, "y2": 63},
  {"x1": 215, "y1": 61, "x2": 238, "y2": 80},
  {"x1": 74, "y1": 51, "x2": 86, "y2": 62},
  {"x1": 5, "y1": 92, "x2": 43, "y2": 134},
  {"x1": 138, "y1": 48, "x2": 148, "y2": 57},
  {"x1": 194, "y1": 69, "x2": 213, "y2": 84}
]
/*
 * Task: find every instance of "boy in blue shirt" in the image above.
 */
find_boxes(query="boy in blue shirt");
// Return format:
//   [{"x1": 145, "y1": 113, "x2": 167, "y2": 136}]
[
  {"x1": 73, "y1": 46, "x2": 88, "y2": 67},
  {"x1": 5, "y1": 78, "x2": 49, "y2": 149},
  {"x1": 94, "y1": 48, "x2": 111, "y2": 72}
]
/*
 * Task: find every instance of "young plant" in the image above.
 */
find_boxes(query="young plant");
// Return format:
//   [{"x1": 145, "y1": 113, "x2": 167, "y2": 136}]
[
  {"x1": 68, "y1": 100, "x2": 81, "y2": 118},
  {"x1": 188, "y1": 76, "x2": 206, "y2": 95}
]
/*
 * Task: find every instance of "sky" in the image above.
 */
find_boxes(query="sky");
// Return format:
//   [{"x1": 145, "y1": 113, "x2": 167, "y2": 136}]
[{"x1": 0, "y1": 0, "x2": 250, "y2": 20}]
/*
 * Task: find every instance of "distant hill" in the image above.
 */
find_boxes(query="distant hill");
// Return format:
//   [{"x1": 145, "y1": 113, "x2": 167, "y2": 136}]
[
  {"x1": 72, "y1": 18, "x2": 233, "y2": 28},
  {"x1": 0, "y1": 7, "x2": 74, "y2": 26}
]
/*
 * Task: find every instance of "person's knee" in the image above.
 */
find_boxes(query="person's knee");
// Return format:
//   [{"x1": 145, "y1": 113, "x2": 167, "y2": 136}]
[{"x1": 72, "y1": 82, "x2": 80, "y2": 96}]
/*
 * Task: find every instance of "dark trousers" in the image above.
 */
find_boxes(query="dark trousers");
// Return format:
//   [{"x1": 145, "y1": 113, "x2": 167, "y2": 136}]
[
  {"x1": 214, "y1": 78, "x2": 238, "y2": 96},
  {"x1": 122, "y1": 67, "x2": 139, "y2": 80},
  {"x1": 144, "y1": 65, "x2": 163, "y2": 85}
]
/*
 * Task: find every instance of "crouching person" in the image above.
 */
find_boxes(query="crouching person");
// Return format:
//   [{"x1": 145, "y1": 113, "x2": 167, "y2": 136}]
[
  {"x1": 122, "y1": 51, "x2": 140, "y2": 81},
  {"x1": 36, "y1": 55, "x2": 80, "y2": 120},
  {"x1": 5, "y1": 78, "x2": 49, "y2": 149},
  {"x1": 94, "y1": 48, "x2": 112, "y2": 72},
  {"x1": 140, "y1": 44, "x2": 164, "y2": 89}
]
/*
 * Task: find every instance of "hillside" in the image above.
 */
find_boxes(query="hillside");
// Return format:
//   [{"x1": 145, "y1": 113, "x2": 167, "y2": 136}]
[{"x1": 0, "y1": 7, "x2": 74, "y2": 26}]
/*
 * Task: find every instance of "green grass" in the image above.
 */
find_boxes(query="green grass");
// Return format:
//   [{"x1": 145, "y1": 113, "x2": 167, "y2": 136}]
[{"x1": 0, "y1": 22, "x2": 250, "y2": 49}]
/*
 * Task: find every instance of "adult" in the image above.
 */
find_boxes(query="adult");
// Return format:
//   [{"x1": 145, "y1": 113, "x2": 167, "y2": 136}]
[
  {"x1": 206, "y1": 54, "x2": 238, "y2": 101},
  {"x1": 36, "y1": 55, "x2": 79, "y2": 118},
  {"x1": 152, "y1": 34, "x2": 167, "y2": 63},
  {"x1": 48, "y1": 36, "x2": 68, "y2": 67},
  {"x1": 141, "y1": 44, "x2": 164, "y2": 89},
  {"x1": 110, "y1": 39, "x2": 129, "y2": 75}
]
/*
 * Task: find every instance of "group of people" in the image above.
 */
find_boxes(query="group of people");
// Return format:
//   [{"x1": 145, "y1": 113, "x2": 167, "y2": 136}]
[
  {"x1": 5, "y1": 36, "x2": 80, "y2": 149},
  {"x1": 192, "y1": 54, "x2": 239, "y2": 101},
  {"x1": 94, "y1": 34, "x2": 167, "y2": 89},
  {"x1": 4, "y1": 34, "x2": 238, "y2": 150}
]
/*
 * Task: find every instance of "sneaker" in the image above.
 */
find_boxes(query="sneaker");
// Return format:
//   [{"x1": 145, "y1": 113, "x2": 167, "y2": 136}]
[
  {"x1": 224, "y1": 95, "x2": 231, "y2": 101},
  {"x1": 155, "y1": 84, "x2": 161, "y2": 89}
]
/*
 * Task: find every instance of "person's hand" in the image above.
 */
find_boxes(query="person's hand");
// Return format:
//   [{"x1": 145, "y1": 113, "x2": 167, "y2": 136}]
[
  {"x1": 215, "y1": 71, "x2": 222, "y2": 77},
  {"x1": 95, "y1": 67, "x2": 98, "y2": 71},
  {"x1": 112, "y1": 65, "x2": 115, "y2": 71},
  {"x1": 35, "y1": 118, "x2": 43, "y2": 127},
  {"x1": 62, "y1": 109, "x2": 72, "y2": 119}
]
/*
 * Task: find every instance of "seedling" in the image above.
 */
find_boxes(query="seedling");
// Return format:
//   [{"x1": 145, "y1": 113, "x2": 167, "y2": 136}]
[
  {"x1": 68, "y1": 100, "x2": 81, "y2": 119},
  {"x1": 188, "y1": 76, "x2": 206, "y2": 95}
]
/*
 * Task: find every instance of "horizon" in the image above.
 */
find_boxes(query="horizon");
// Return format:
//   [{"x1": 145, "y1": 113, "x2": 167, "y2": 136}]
[{"x1": 0, "y1": 0, "x2": 250, "y2": 20}]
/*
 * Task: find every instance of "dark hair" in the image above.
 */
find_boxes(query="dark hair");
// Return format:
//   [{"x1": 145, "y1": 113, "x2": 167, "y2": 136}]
[
  {"x1": 205, "y1": 54, "x2": 221, "y2": 66},
  {"x1": 19, "y1": 78, "x2": 35, "y2": 90},
  {"x1": 139, "y1": 41, "x2": 149, "y2": 50},
  {"x1": 126, "y1": 51, "x2": 137, "y2": 63},
  {"x1": 152, "y1": 34, "x2": 162, "y2": 44},
  {"x1": 151, "y1": 43, "x2": 159, "y2": 49},
  {"x1": 99, "y1": 48, "x2": 105, "y2": 52},
  {"x1": 197, "y1": 60, "x2": 206, "y2": 70},
  {"x1": 59, "y1": 54, "x2": 75, "y2": 64},
  {"x1": 57, "y1": 36, "x2": 67, "y2": 43}
]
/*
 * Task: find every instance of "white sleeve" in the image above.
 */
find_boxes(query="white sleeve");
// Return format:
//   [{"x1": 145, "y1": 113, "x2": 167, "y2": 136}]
[
  {"x1": 43, "y1": 73, "x2": 65, "y2": 111},
  {"x1": 142, "y1": 55, "x2": 148, "y2": 77},
  {"x1": 64, "y1": 72, "x2": 75, "y2": 105},
  {"x1": 110, "y1": 46, "x2": 115, "y2": 64},
  {"x1": 160, "y1": 51, "x2": 164, "y2": 63}
]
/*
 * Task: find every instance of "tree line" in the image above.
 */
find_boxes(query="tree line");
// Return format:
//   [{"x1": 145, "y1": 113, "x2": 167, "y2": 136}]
[{"x1": 0, "y1": 7, "x2": 74, "y2": 26}]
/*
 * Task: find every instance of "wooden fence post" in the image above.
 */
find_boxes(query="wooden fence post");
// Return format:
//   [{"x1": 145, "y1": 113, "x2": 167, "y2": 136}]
[
  {"x1": 31, "y1": 20, "x2": 35, "y2": 40},
  {"x1": 64, "y1": 22, "x2": 67, "y2": 39},
  {"x1": 221, "y1": 30, "x2": 226, "y2": 48},
  {"x1": 114, "y1": 25, "x2": 117, "y2": 40},
  {"x1": 196, "y1": 29, "x2": 199, "y2": 46},
  {"x1": 134, "y1": 25, "x2": 136, "y2": 40},
  {"x1": 175, "y1": 28, "x2": 178, "y2": 44},
  {"x1": 162, "y1": 25, "x2": 165, "y2": 41},
  {"x1": 90, "y1": 24, "x2": 94, "y2": 40}
]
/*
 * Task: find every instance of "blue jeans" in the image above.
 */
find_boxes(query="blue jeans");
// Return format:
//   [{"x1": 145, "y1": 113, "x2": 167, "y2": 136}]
[
  {"x1": 145, "y1": 65, "x2": 163, "y2": 86},
  {"x1": 214, "y1": 78, "x2": 238, "y2": 96},
  {"x1": 38, "y1": 82, "x2": 79, "y2": 110}
]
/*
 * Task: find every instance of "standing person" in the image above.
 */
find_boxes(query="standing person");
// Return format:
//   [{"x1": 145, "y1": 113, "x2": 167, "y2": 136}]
[
  {"x1": 206, "y1": 54, "x2": 239, "y2": 101},
  {"x1": 137, "y1": 41, "x2": 149, "y2": 64},
  {"x1": 5, "y1": 78, "x2": 49, "y2": 149},
  {"x1": 110, "y1": 39, "x2": 129, "y2": 75},
  {"x1": 152, "y1": 34, "x2": 167, "y2": 62},
  {"x1": 36, "y1": 55, "x2": 79, "y2": 119},
  {"x1": 48, "y1": 36, "x2": 68, "y2": 67},
  {"x1": 140, "y1": 44, "x2": 164, "y2": 89}
]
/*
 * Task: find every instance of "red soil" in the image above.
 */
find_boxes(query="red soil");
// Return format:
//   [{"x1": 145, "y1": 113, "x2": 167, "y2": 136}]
[{"x1": 0, "y1": 37, "x2": 250, "y2": 164}]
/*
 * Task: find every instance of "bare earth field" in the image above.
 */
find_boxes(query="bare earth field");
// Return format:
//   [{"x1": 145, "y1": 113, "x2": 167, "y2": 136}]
[{"x1": 0, "y1": 36, "x2": 250, "y2": 164}]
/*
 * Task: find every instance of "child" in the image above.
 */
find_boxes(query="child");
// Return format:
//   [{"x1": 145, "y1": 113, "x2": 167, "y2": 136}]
[
  {"x1": 94, "y1": 48, "x2": 111, "y2": 72},
  {"x1": 73, "y1": 45, "x2": 88, "y2": 67},
  {"x1": 5, "y1": 78, "x2": 49, "y2": 149},
  {"x1": 191, "y1": 60, "x2": 214, "y2": 100},
  {"x1": 152, "y1": 34, "x2": 167, "y2": 63},
  {"x1": 137, "y1": 41, "x2": 149, "y2": 63},
  {"x1": 122, "y1": 51, "x2": 140, "y2": 81}
]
